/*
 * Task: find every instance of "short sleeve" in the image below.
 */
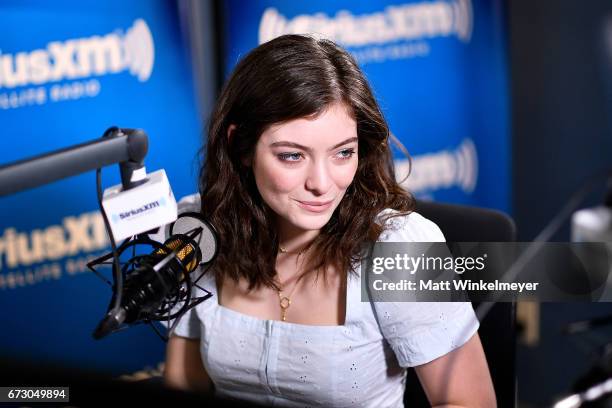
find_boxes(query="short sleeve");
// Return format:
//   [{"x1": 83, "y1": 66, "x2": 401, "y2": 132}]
[
  {"x1": 372, "y1": 210, "x2": 480, "y2": 367},
  {"x1": 372, "y1": 300, "x2": 479, "y2": 367},
  {"x1": 376, "y1": 208, "x2": 446, "y2": 243},
  {"x1": 169, "y1": 304, "x2": 201, "y2": 339}
]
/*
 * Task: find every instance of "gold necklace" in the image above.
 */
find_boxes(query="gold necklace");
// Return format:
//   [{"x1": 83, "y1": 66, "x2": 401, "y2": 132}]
[
  {"x1": 276, "y1": 245, "x2": 306, "y2": 321},
  {"x1": 278, "y1": 245, "x2": 305, "y2": 255}
]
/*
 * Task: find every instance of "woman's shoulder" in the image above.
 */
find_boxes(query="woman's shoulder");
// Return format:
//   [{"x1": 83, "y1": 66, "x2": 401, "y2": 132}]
[
  {"x1": 177, "y1": 193, "x2": 201, "y2": 212},
  {"x1": 375, "y1": 208, "x2": 445, "y2": 242}
]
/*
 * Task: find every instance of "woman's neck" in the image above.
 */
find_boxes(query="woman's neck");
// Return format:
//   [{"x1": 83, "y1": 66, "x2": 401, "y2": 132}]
[{"x1": 276, "y1": 221, "x2": 320, "y2": 254}]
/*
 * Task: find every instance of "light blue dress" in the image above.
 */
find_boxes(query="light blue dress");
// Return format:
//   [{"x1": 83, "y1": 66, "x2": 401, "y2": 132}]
[{"x1": 170, "y1": 207, "x2": 480, "y2": 407}]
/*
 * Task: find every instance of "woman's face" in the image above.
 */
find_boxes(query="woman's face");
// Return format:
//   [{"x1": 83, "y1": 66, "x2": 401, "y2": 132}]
[{"x1": 251, "y1": 103, "x2": 359, "y2": 235}]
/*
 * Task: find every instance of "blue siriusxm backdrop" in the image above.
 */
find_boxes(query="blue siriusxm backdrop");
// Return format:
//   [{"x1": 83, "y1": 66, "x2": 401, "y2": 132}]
[
  {"x1": 223, "y1": 0, "x2": 510, "y2": 209},
  {"x1": 0, "y1": 0, "x2": 509, "y2": 375},
  {"x1": 0, "y1": 1, "x2": 202, "y2": 374}
]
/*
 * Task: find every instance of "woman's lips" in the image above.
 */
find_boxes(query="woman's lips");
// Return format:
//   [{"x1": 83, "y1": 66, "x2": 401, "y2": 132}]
[{"x1": 295, "y1": 199, "x2": 333, "y2": 213}]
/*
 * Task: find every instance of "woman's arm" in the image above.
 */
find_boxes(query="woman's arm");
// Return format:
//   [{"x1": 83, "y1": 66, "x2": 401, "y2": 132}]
[
  {"x1": 414, "y1": 333, "x2": 496, "y2": 408},
  {"x1": 164, "y1": 335, "x2": 212, "y2": 393}
]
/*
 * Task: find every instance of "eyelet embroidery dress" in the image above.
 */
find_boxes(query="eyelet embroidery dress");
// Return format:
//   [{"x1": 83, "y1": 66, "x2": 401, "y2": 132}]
[{"x1": 170, "y1": 208, "x2": 480, "y2": 407}]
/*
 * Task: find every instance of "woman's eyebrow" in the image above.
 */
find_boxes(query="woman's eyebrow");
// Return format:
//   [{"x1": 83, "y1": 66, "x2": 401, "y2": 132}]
[{"x1": 269, "y1": 137, "x2": 358, "y2": 152}]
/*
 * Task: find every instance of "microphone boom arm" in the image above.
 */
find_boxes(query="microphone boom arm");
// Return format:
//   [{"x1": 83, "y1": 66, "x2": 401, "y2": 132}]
[{"x1": 0, "y1": 127, "x2": 148, "y2": 197}]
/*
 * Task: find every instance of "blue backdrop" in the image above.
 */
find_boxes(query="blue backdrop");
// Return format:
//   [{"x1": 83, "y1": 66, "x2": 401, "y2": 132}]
[
  {"x1": 0, "y1": 1, "x2": 202, "y2": 375},
  {"x1": 222, "y1": 0, "x2": 510, "y2": 211}
]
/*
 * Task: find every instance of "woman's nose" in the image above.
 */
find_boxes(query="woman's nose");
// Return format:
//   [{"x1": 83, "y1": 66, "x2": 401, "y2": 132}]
[{"x1": 305, "y1": 160, "x2": 332, "y2": 195}]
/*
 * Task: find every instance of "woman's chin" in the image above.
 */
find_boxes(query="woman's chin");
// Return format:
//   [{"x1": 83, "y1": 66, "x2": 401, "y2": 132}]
[{"x1": 287, "y1": 212, "x2": 333, "y2": 232}]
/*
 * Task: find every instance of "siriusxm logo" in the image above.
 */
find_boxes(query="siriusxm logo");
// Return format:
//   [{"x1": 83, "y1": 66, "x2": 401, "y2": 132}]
[
  {"x1": 395, "y1": 138, "x2": 478, "y2": 193},
  {"x1": 114, "y1": 198, "x2": 166, "y2": 222},
  {"x1": 259, "y1": 0, "x2": 473, "y2": 46},
  {"x1": 0, "y1": 211, "x2": 108, "y2": 271},
  {"x1": 0, "y1": 19, "x2": 154, "y2": 89}
]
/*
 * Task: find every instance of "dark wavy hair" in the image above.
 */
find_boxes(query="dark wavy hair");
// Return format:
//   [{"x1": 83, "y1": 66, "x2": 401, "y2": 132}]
[{"x1": 200, "y1": 34, "x2": 415, "y2": 289}]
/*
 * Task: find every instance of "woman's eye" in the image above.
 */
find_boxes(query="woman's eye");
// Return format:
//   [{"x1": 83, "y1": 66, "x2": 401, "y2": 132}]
[
  {"x1": 335, "y1": 148, "x2": 356, "y2": 160},
  {"x1": 277, "y1": 152, "x2": 303, "y2": 162}
]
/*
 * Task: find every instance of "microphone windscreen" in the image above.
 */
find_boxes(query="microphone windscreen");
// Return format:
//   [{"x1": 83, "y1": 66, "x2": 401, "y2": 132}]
[{"x1": 169, "y1": 212, "x2": 217, "y2": 264}]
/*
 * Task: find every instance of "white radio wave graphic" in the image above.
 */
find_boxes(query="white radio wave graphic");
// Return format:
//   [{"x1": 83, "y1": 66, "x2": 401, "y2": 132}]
[
  {"x1": 453, "y1": 0, "x2": 473, "y2": 43},
  {"x1": 395, "y1": 138, "x2": 478, "y2": 194},
  {"x1": 122, "y1": 19, "x2": 155, "y2": 82}
]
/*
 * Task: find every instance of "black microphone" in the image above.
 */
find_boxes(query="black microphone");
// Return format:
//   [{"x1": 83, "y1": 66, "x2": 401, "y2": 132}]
[{"x1": 92, "y1": 230, "x2": 203, "y2": 340}]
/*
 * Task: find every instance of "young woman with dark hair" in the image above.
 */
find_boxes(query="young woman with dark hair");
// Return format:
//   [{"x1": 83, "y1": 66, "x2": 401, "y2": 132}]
[{"x1": 164, "y1": 34, "x2": 495, "y2": 407}]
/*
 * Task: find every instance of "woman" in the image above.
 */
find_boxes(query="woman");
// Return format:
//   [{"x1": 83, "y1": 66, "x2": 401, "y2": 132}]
[{"x1": 164, "y1": 34, "x2": 496, "y2": 407}]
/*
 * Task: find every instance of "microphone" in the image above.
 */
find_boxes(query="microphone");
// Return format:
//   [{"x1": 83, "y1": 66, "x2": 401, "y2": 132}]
[
  {"x1": 89, "y1": 196, "x2": 218, "y2": 340},
  {"x1": 92, "y1": 228, "x2": 204, "y2": 340}
]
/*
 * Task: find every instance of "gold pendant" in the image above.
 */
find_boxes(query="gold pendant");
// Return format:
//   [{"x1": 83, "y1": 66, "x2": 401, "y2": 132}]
[{"x1": 279, "y1": 295, "x2": 291, "y2": 321}]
